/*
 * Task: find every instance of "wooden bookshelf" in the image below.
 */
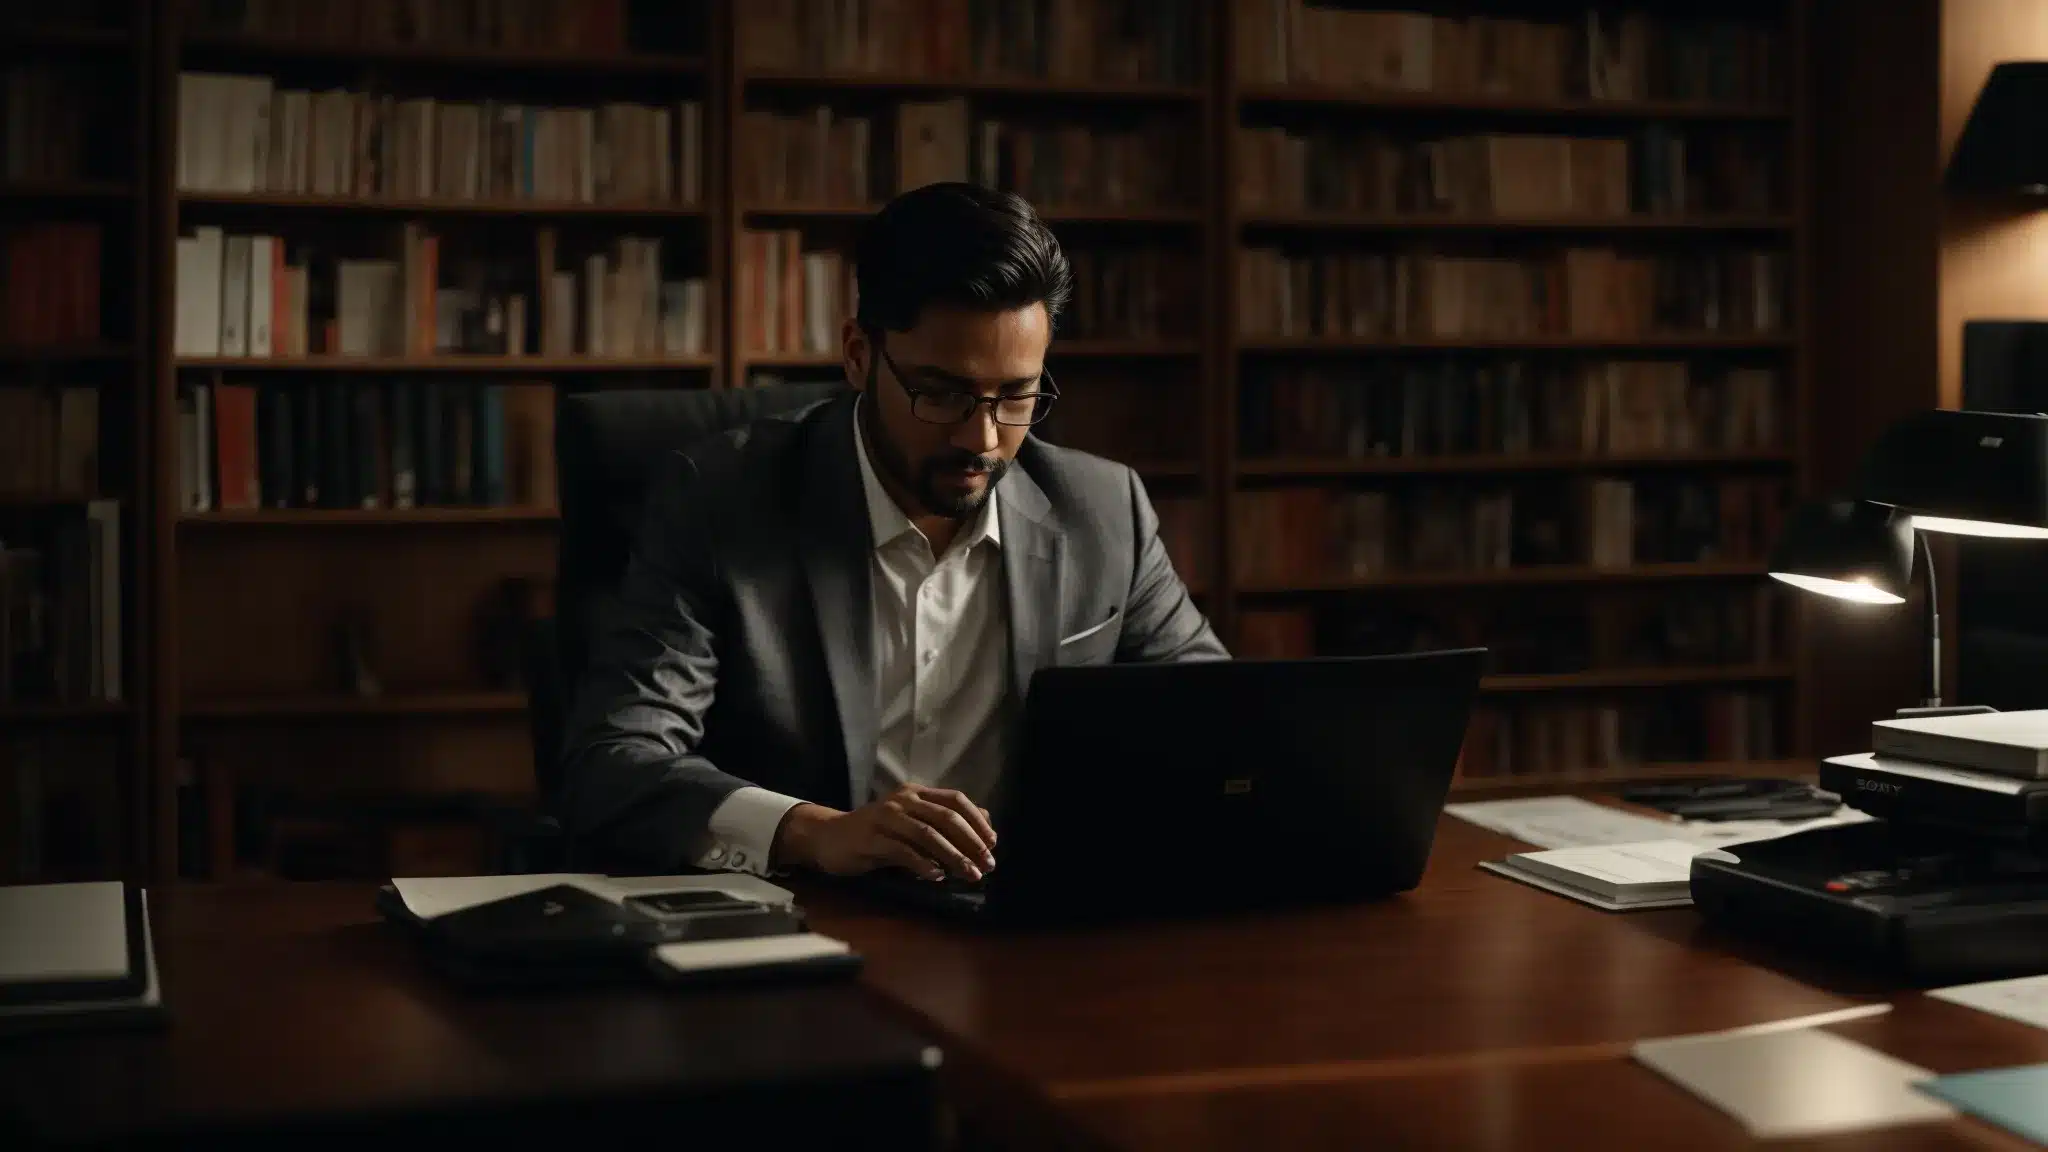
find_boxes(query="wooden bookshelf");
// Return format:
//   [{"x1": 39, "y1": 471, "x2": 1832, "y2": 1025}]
[
  {"x1": 180, "y1": 507, "x2": 560, "y2": 527},
  {"x1": 740, "y1": 71, "x2": 1201, "y2": 101},
  {"x1": 1479, "y1": 665, "x2": 1797, "y2": 693},
  {"x1": 1239, "y1": 451, "x2": 1796, "y2": 477},
  {"x1": 187, "y1": 692, "x2": 526, "y2": 720},
  {"x1": 1237, "y1": 84, "x2": 1791, "y2": 121},
  {"x1": 0, "y1": 7, "x2": 153, "y2": 887},
  {"x1": 86, "y1": 0, "x2": 1819, "y2": 882},
  {"x1": 1236, "y1": 562, "x2": 1772, "y2": 595},
  {"x1": 148, "y1": 0, "x2": 724, "y2": 882},
  {"x1": 180, "y1": 192, "x2": 709, "y2": 218},
  {"x1": 174, "y1": 355, "x2": 719, "y2": 372},
  {"x1": 1221, "y1": 0, "x2": 1808, "y2": 785}
]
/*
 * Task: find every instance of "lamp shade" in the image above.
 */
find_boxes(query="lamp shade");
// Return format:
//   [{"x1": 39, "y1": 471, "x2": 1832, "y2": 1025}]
[
  {"x1": 1766, "y1": 499, "x2": 1913, "y2": 605},
  {"x1": 1855, "y1": 410, "x2": 2048, "y2": 537},
  {"x1": 1946, "y1": 62, "x2": 2048, "y2": 194}
]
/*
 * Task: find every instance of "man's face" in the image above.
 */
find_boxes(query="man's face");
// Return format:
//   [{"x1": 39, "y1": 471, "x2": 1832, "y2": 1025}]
[{"x1": 846, "y1": 302, "x2": 1050, "y2": 519}]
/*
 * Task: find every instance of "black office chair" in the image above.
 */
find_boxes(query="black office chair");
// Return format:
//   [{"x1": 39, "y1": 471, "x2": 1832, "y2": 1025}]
[{"x1": 494, "y1": 381, "x2": 848, "y2": 872}]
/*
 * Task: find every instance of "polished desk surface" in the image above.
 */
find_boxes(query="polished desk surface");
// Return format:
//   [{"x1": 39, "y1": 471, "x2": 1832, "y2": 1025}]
[
  {"x1": 0, "y1": 883, "x2": 938, "y2": 1147},
  {"x1": 794, "y1": 815, "x2": 2048, "y2": 1151},
  {"x1": 7, "y1": 814, "x2": 2048, "y2": 1150}
]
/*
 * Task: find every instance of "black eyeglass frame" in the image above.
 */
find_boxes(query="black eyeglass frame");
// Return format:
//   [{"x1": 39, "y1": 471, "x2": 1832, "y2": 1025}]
[{"x1": 873, "y1": 338, "x2": 1059, "y2": 427}]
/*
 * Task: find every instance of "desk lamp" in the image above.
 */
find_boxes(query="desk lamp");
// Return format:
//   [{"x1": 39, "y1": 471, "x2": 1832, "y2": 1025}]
[
  {"x1": 1693, "y1": 410, "x2": 2048, "y2": 982},
  {"x1": 1766, "y1": 410, "x2": 2048, "y2": 708}
]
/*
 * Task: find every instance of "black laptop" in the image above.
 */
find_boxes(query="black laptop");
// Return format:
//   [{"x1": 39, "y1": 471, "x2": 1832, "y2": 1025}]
[{"x1": 857, "y1": 648, "x2": 1486, "y2": 925}]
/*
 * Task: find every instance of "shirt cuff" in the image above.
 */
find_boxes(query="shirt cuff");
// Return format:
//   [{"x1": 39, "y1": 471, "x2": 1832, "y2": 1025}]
[{"x1": 691, "y1": 786, "x2": 807, "y2": 876}]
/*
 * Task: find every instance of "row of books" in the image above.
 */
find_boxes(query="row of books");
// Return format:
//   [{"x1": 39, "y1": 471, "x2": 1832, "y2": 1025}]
[
  {"x1": 1238, "y1": 359, "x2": 1783, "y2": 460},
  {"x1": 739, "y1": 0, "x2": 1202, "y2": 85},
  {"x1": 1460, "y1": 691, "x2": 1782, "y2": 778},
  {"x1": 1234, "y1": 2, "x2": 1786, "y2": 107},
  {"x1": 2, "y1": 64, "x2": 93, "y2": 184},
  {"x1": 1228, "y1": 476, "x2": 1786, "y2": 585},
  {"x1": 177, "y1": 380, "x2": 556, "y2": 512},
  {"x1": 1237, "y1": 124, "x2": 1781, "y2": 218},
  {"x1": 0, "y1": 386, "x2": 98, "y2": 499},
  {"x1": 0, "y1": 502, "x2": 123, "y2": 705},
  {"x1": 177, "y1": 73, "x2": 707, "y2": 205},
  {"x1": 738, "y1": 102, "x2": 1196, "y2": 212},
  {"x1": 1, "y1": 732, "x2": 121, "y2": 884},
  {"x1": 1236, "y1": 246, "x2": 1790, "y2": 340},
  {"x1": 171, "y1": 226, "x2": 711, "y2": 359},
  {"x1": 181, "y1": 0, "x2": 647, "y2": 53},
  {"x1": 1238, "y1": 584, "x2": 1783, "y2": 671},
  {"x1": 737, "y1": 231, "x2": 1196, "y2": 353},
  {"x1": 2, "y1": 224, "x2": 102, "y2": 347}
]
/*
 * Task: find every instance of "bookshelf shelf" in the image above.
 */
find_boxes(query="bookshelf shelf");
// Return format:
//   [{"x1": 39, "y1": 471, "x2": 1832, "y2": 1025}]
[
  {"x1": 179, "y1": 35, "x2": 705, "y2": 75},
  {"x1": 1238, "y1": 334, "x2": 1794, "y2": 353},
  {"x1": 0, "y1": 343, "x2": 132, "y2": 363},
  {"x1": 0, "y1": 701, "x2": 130, "y2": 723},
  {"x1": 1, "y1": 24, "x2": 130, "y2": 50},
  {"x1": 179, "y1": 508, "x2": 560, "y2": 528},
  {"x1": 1479, "y1": 665, "x2": 1796, "y2": 693},
  {"x1": 741, "y1": 70, "x2": 1203, "y2": 101},
  {"x1": 175, "y1": 355, "x2": 717, "y2": 372},
  {"x1": 1238, "y1": 451, "x2": 1796, "y2": 477},
  {"x1": 178, "y1": 192, "x2": 709, "y2": 219},
  {"x1": 1238, "y1": 561, "x2": 1769, "y2": 595},
  {"x1": 741, "y1": 340, "x2": 1199, "y2": 368},
  {"x1": 742, "y1": 202, "x2": 1201, "y2": 225},
  {"x1": 1451, "y1": 758, "x2": 1813, "y2": 795},
  {"x1": 1237, "y1": 84, "x2": 1791, "y2": 121},
  {"x1": 0, "y1": 491, "x2": 104, "y2": 507},
  {"x1": 1239, "y1": 212, "x2": 1794, "y2": 233},
  {"x1": 0, "y1": 181, "x2": 131, "y2": 201},
  {"x1": 186, "y1": 692, "x2": 527, "y2": 720}
]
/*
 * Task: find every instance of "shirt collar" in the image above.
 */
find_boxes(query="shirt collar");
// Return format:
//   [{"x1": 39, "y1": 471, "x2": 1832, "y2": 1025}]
[{"x1": 853, "y1": 395, "x2": 1000, "y2": 554}]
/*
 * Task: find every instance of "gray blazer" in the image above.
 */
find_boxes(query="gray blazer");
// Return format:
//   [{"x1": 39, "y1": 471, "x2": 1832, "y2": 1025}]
[{"x1": 558, "y1": 391, "x2": 1227, "y2": 872}]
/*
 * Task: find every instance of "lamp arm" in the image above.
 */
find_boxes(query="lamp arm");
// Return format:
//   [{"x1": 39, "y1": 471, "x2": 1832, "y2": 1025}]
[{"x1": 1918, "y1": 529, "x2": 1941, "y2": 707}]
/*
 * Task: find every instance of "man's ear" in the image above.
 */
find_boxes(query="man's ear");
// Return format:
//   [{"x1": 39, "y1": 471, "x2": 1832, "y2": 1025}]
[{"x1": 842, "y1": 318, "x2": 869, "y2": 392}]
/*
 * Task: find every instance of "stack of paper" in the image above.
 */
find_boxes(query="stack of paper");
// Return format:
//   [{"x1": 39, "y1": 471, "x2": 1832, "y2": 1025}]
[
  {"x1": 1447, "y1": 794, "x2": 1872, "y2": 851},
  {"x1": 1480, "y1": 840, "x2": 1717, "y2": 910},
  {"x1": 0, "y1": 882, "x2": 161, "y2": 1033},
  {"x1": 389, "y1": 873, "x2": 794, "y2": 920}
]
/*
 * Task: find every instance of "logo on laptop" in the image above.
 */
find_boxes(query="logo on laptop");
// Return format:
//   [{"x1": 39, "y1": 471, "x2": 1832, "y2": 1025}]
[
  {"x1": 542, "y1": 901, "x2": 565, "y2": 916},
  {"x1": 1856, "y1": 779, "x2": 1904, "y2": 796},
  {"x1": 1223, "y1": 778, "x2": 1253, "y2": 794}
]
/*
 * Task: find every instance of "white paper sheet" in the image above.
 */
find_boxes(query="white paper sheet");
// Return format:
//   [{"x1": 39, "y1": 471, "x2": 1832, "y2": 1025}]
[
  {"x1": 652, "y1": 932, "x2": 851, "y2": 973},
  {"x1": 0, "y1": 881, "x2": 130, "y2": 984},
  {"x1": 392, "y1": 873, "x2": 798, "y2": 920},
  {"x1": 1928, "y1": 973, "x2": 2048, "y2": 1031},
  {"x1": 1514, "y1": 839, "x2": 1711, "y2": 886},
  {"x1": 1477, "y1": 860, "x2": 1698, "y2": 911},
  {"x1": 1633, "y1": 1020, "x2": 1951, "y2": 1139},
  {"x1": 1445, "y1": 794, "x2": 1872, "y2": 851}
]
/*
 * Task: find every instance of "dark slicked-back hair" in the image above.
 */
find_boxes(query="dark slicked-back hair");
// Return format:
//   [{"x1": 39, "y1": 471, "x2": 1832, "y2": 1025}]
[{"x1": 855, "y1": 182, "x2": 1072, "y2": 336}]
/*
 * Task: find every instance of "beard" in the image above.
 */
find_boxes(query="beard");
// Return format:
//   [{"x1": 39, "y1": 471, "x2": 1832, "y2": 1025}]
[{"x1": 861, "y1": 392, "x2": 1010, "y2": 519}]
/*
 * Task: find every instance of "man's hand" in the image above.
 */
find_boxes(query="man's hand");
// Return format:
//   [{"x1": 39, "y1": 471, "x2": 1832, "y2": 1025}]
[{"x1": 773, "y1": 784, "x2": 997, "y2": 881}]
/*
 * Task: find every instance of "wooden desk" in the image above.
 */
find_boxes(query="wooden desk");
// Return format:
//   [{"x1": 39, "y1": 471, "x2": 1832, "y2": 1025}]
[
  {"x1": 0, "y1": 883, "x2": 940, "y2": 1149},
  {"x1": 797, "y1": 816, "x2": 2048, "y2": 1151}
]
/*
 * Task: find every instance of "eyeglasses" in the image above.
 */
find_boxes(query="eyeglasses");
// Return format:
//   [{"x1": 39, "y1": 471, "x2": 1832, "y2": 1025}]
[{"x1": 876, "y1": 341, "x2": 1058, "y2": 427}]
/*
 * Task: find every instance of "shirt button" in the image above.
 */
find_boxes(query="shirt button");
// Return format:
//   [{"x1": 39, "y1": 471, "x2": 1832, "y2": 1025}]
[
  {"x1": 731, "y1": 851, "x2": 748, "y2": 868},
  {"x1": 706, "y1": 845, "x2": 726, "y2": 862},
  {"x1": 917, "y1": 716, "x2": 934, "y2": 732},
  {"x1": 923, "y1": 650, "x2": 937, "y2": 666}
]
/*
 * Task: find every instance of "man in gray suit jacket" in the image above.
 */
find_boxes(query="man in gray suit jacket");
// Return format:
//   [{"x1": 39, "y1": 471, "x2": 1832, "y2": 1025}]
[{"x1": 560, "y1": 184, "x2": 1227, "y2": 882}]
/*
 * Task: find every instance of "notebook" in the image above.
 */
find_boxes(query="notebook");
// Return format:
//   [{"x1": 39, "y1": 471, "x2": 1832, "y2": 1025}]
[
  {"x1": 1915, "y1": 1064, "x2": 2048, "y2": 1144},
  {"x1": 0, "y1": 883, "x2": 161, "y2": 1034},
  {"x1": 1480, "y1": 840, "x2": 1723, "y2": 910}
]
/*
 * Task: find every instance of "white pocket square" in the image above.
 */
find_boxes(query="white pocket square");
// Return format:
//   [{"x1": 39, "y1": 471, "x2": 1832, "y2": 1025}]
[{"x1": 1058, "y1": 609, "x2": 1120, "y2": 647}]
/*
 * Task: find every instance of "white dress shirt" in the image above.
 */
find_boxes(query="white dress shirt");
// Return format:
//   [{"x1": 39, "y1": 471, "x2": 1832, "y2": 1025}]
[{"x1": 691, "y1": 399, "x2": 1012, "y2": 876}]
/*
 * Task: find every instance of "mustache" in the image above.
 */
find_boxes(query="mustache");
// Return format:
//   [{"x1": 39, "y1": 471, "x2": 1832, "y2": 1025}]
[{"x1": 927, "y1": 451, "x2": 1003, "y2": 474}]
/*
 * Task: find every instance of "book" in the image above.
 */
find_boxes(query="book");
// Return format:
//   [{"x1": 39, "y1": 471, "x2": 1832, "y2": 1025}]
[
  {"x1": 1872, "y1": 710, "x2": 2048, "y2": 779},
  {"x1": 1480, "y1": 838, "x2": 1712, "y2": 909}
]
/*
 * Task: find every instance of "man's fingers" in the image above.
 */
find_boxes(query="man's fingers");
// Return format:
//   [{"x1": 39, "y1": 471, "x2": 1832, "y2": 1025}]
[
  {"x1": 881, "y1": 810, "x2": 981, "y2": 880},
  {"x1": 915, "y1": 788, "x2": 999, "y2": 856},
  {"x1": 903, "y1": 797, "x2": 996, "y2": 867},
  {"x1": 867, "y1": 835, "x2": 945, "y2": 881}
]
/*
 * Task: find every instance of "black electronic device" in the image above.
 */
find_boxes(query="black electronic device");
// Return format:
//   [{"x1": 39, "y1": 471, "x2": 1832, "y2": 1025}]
[
  {"x1": 1693, "y1": 707, "x2": 2048, "y2": 981},
  {"x1": 856, "y1": 649, "x2": 1486, "y2": 925}
]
